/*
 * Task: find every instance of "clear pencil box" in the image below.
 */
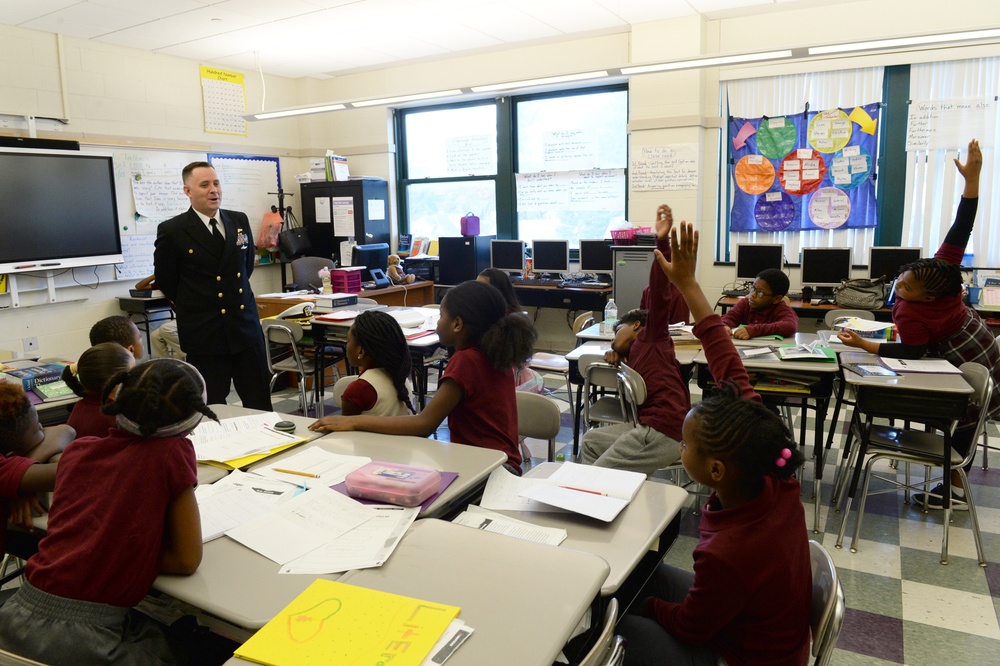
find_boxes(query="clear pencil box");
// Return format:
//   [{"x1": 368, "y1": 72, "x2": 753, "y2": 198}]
[{"x1": 344, "y1": 462, "x2": 441, "y2": 507}]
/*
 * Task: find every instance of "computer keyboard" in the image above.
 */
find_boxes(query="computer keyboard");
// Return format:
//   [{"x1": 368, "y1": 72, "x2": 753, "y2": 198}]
[
  {"x1": 574, "y1": 282, "x2": 611, "y2": 289},
  {"x1": 721, "y1": 288, "x2": 750, "y2": 298},
  {"x1": 786, "y1": 292, "x2": 803, "y2": 301},
  {"x1": 510, "y1": 276, "x2": 564, "y2": 287}
]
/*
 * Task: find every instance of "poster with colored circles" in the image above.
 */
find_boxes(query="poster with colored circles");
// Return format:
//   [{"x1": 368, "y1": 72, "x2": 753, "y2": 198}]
[{"x1": 728, "y1": 102, "x2": 880, "y2": 233}]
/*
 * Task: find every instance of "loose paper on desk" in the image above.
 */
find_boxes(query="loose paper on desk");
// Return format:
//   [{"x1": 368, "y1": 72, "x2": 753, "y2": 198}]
[
  {"x1": 254, "y1": 448, "x2": 371, "y2": 487},
  {"x1": 226, "y1": 486, "x2": 374, "y2": 565},
  {"x1": 195, "y1": 470, "x2": 295, "y2": 542},
  {"x1": 877, "y1": 357, "x2": 961, "y2": 374},
  {"x1": 233, "y1": 579, "x2": 459, "y2": 666},
  {"x1": 479, "y1": 467, "x2": 571, "y2": 513},
  {"x1": 279, "y1": 504, "x2": 418, "y2": 574},
  {"x1": 738, "y1": 345, "x2": 778, "y2": 360},
  {"x1": 452, "y1": 505, "x2": 567, "y2": 546},
  {"x1": 519, "y1": 462, "x2": 645, "y2": 522},
  {"x1": 192, "y1": 426, "x2": 303, "y2": 464}
]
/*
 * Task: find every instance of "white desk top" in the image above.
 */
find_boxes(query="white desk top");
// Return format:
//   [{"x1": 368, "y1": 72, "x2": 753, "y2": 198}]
[
  {"x1": 567, "y1": 342, "x2": 699, "y2": 366},
  {"x1": 839, "y1": 352, "x2": 973, "y2": 393},
  {"x1": 576, "y1": 322, "x2": 613, "y2": 341},
  {"x1": 311, "y1": 306, "x2": 440, "y2": 347},
  {"x1": 694, "y1": 335, "x2": 840, "y2": 374},
  {"x1": 340, "y1": 519, "x2": 610, "y2": 666},
  {"x1": 498, "y1": 463, "x2": 689, "y2": 595}
]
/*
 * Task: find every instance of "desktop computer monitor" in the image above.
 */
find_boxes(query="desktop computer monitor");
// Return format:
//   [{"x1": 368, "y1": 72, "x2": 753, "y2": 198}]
[
  {"x1": 800, "y1": 247, "x2": 852, "y2": 297},
  {"x1": 579, "y1": 239, "x2": 615, "y2": 275},
  {"x1": 491, "y1": 240, "x2": 525, "y2": 272},
  {"x1": 869, "y1": 246, "x2": 921, "y2": 281},
  {"x1": 735, "y1": 244, "x2": 784, "y2": 281},
  {"x1": 351, "y1": 242, "x2": 390, "y2": 283},
  {"x1": 531, "y1": 239, "x2": 569, "y2": 274}
]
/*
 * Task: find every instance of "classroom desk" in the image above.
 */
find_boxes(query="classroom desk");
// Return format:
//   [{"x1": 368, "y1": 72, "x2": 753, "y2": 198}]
[
  {"x1": 339, "y1": 519, "x2": 610, "y2": 666},
  {"x1": 514, "y1": 283, "x2": 612, "y2": 312},
  {"x1": 310, "y1": 307, "x2": 441, "y2": 415},
  {"x1": 255, "y1": 281, "x2": 434, "y2": 318},
  {"x1": 694, "y1": 333, "x2": 839, "y2": 532},
  {"x1": 117, "y1": 295, "x2": 175, "y2": 356},
  {"x1": 492, "y1": 463, "x2": 688, "y2": 602},
  {"x1": 576, "y1": 321, "x2": 613, "y2": 342},
  {"x1": 715, "y1": 296, "x2": 894, "y2": 322},
  {"x1": 833, "y1": 353, "x2": 973, "y2": 552}
]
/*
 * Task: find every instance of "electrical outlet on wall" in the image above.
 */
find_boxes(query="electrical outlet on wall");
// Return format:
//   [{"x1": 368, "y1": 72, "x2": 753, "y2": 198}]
[{"x1": 23, "y1": 337, "x2": 38, "y2": 351}]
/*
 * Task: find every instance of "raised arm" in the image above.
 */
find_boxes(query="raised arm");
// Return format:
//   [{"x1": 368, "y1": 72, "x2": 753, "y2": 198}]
[{"x1": 936, "y1": 138, "x2": 981, "y2": 263}]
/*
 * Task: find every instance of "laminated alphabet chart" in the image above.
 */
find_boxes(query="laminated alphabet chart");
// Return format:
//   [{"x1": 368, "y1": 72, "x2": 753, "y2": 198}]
[
  {"x1": 200, "y1": 66, "x2": 247, "y2": 136},
  {"x1": 729, "y1": 103, "x2": 880, "y2": 233}
]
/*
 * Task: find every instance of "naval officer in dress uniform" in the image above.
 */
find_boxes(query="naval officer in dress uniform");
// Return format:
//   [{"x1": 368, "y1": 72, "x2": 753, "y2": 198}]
[{"x1": 153, "y1": 161, "x2": 272, "y2": 410}]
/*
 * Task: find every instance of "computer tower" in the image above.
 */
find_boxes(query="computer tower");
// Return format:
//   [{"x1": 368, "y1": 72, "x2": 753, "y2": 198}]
[
  {"x1": 438, "y1": 236, "x2": 495, "y2": 286},
  {"x1": 613, "y1": 246, "x2": 655, "y2": 314}
]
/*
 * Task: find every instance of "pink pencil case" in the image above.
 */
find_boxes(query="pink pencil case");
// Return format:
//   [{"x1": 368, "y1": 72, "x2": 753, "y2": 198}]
[{"x1": 344, "y1": 462, "x2": 441, "y2": 507}]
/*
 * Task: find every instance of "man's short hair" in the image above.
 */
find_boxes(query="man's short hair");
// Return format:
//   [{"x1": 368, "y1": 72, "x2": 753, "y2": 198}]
[
  {"x1": 756, "y1": 268, "x2": 790, "y2": 297},
  {"x1": 616, "y1": 308, "x2": 648, "y2": 330},
  {"x1": 182, "y1": 161, "x2": 214, "y2": 184}
]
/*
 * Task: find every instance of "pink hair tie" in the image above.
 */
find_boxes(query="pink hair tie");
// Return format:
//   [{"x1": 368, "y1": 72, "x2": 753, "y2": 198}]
[{"x1": 775, "y1": 448, "x2": 792, "y2": 468}]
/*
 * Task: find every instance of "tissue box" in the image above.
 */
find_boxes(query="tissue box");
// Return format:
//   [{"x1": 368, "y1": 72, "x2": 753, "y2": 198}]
[{"x1": 345, "y1": 462, "x2": 441, "y2": 507}]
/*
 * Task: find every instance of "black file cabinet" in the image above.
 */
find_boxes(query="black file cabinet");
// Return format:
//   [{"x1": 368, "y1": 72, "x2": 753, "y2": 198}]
[
  {"x1": 300, "y1": 179, "x2": 390, "y2": 265},
  {"x1": 438, "y1": 236, "x2": 495, "y2": 286}
]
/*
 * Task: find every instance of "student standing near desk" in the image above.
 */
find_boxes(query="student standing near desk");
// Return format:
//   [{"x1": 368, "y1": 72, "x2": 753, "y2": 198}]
[
  {"x1": 837, "y1": 139, "x2": 1000, "y2": 508},
  {"x1": 154, "y1": 161, "x2": 272, "y2": 410}
]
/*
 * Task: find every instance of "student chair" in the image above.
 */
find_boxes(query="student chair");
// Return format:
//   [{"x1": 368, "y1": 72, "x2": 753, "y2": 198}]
[
  {"x1": 824, "y1": 309, "x2": 876, "y2": 450},
  {"x1": 809, "y1": 540, "x2": 845, "y2": 666},
  {"x1": 527, "y1": 352, "x2": 573, "y2": 418},
  {"x1": 978, "y1": 333, "x2": 1000, "y2": 470},
  {"x1": 571, "y1": 311, "x2": 596, "y2": 346},
  {"x1": 515, "y1": 391, "x2": 563, "y2": 462},
  {"x1": 837, "y1": 362, "x2": 991, "y2": 565},
  {"x1": 331, "y1": 374, "x2": 359, "y2": 409},
  {"x1": 578, "y1": 598, "x2": 625, "y2": 666},
  {"x1": 580, "y1": 354, "x2": 629, "y2": 432},
  {"x1": 289, "y1": 256, "x2": 335, "y2": 291},
  {"x1": 262, "y1": 319, "x2": 342, "y2": 415}
]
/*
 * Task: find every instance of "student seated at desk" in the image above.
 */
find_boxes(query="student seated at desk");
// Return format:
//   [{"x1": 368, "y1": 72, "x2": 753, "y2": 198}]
[
  {"x1": 341, "y1": 310, "x2": 414, "y2": 417},
  {"x1": 0, "y1": 383, "x2": 74, "y2": 465},
  {"x1": 720, "y1": 268, "x2": 798, "y2": 340},
  {"x1": 0, "y1": 359, "x2": 217, "y2": 664},
  {"x1": 837, "y1": 139, "x2": 999, "y2": 509},
  {"x1": 603, "y1": 308, "x2": 647, "y2": 366},
  {"x1": 64, "y1": 342, "x2": 136, "y2": 439},
  {"x1": 311, "y1": 280, "x2": 536, "y2": 475},
  {"x1": 89, "y1": 314, "x2": 144, "y2": 361},
  {"x1": 478, "y1": 268, "x2": 544, "y2": 393},
  {"x1": 617, "y1": 220, "x2": 811, "y2": 666}
]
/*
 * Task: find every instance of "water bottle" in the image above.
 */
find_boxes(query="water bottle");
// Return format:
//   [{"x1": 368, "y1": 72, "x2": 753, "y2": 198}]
[{"x1": 602, "y1": 298, "x2": 618, "y2": 335}]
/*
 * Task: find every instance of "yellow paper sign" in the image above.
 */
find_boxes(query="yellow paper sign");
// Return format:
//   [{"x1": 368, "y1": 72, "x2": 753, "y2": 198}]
[{"x1": 235, "y1": 579, "x2": 460, "y2": 666}]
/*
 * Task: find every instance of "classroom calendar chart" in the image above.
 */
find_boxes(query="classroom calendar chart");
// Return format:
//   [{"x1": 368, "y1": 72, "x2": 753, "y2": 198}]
[
  {"x1": 728, "y1": 103, "x2": 880, "y2": 233},
  {"x1": 200, "y1": 66, "x2": 247, "y2": 136}
]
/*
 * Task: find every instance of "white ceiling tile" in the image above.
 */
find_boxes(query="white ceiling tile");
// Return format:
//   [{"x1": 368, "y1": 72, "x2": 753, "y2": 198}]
[
  {"x1": 686, "y1": 0, "x2": 773, "y2": 14},
  {"x1": 21, "y1": 2, "x2": 163, "y2": 36},
  {"x1": 211, "y1": 0, "x2": 329, "y2": 21},
  {"x1": 390, "y1": 16, "x2": 502, "y2": 51},
  {"x1": 594, "y1": 0, "x2": 696, "y2": 23},
  {"x1": 0, "y1": 0, "x2": 79, "y2": 25},
  {"x1": 85, "y1": 0, "x2": 206, "y2": 21},
  {"x1": 507, "y1": 0, "x2": 627, "y2": 34},
  {"x1": 452, "y1": 4, "x2": 562, "y2": 43},
  {"x1": 98, "y1": 5, "x2": 264, "y2": 50}
]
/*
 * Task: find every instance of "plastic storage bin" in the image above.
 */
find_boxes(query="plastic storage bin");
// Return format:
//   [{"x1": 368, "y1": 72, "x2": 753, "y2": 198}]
[{"x1": 345, "y1": 462, "x2": 441, "y2": 507}]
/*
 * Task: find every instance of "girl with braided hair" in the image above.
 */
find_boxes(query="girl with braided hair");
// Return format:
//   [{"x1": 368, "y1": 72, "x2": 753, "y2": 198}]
[
  {"x1": 838, "y1": 138, "x2": 999, "y2": 508},
  {"x1": 312, "y1": 280, "x2": 537, "y2": 474},
  {"x1": 339, "y1": 310, "x2": 414, "y2": 416},
  {"x1": 0, "y1": 358, "x2": 218, "y2": 664},
  {"x1": 617, "y1": 220, "x2": 811, "y2": 666}
]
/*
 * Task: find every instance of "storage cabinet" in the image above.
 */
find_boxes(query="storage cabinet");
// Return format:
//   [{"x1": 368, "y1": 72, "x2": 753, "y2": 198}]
[{"x1": 300, "y1": 179, "x2": 390, "y2": 265}]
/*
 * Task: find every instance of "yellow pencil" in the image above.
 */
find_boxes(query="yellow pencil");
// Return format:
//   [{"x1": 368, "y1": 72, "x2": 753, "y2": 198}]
[{"x1": 274, "y1": 468, "x2": 321, "y2": 479}]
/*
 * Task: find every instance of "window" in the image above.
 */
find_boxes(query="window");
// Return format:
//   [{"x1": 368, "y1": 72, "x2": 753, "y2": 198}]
[{"x1": 397, "y1": 86, "x2": 628, "y2": 246}]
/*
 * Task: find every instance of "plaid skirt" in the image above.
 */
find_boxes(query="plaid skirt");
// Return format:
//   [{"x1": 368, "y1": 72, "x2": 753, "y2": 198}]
[{"x1": 935, "y1": 308, "x2": 1000, "y2": 428}]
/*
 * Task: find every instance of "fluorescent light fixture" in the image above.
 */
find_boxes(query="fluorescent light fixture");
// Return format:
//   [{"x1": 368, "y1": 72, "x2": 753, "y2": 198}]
[
  {"x1": 621, "y1": 50, "x2": 794, "y2": 75},
  {"x1": 352, "y1": 89, "x2": 463, "y2": 108},
  {"x1": 471, "y1": 71, "x2": 610, "y2": 93},
  {"x1": 809, "y1": 28, "x2": 1000, "y2": 55},
  {"x1": 248, "y1": 104, "x2": 346, "y2": 120}
]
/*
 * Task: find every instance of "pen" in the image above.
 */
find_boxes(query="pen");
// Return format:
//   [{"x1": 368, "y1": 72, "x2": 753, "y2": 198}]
[
  {"x1": 274, "y1": 468, "x2": 321, "y2": 478},
  {"x1": 561, "y1": 486, "x2": 607, "y2": 496}
]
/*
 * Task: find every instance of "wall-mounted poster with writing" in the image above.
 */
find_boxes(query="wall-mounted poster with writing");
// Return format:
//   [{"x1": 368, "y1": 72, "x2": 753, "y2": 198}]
[{"x1": 729, "y1": 103, "x2": 880, "y2": 233}]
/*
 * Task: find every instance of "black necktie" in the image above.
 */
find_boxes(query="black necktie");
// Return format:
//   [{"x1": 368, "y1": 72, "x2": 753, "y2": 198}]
[{"x1": 209, "y1": 217, "x2": 225, "y2": 252}]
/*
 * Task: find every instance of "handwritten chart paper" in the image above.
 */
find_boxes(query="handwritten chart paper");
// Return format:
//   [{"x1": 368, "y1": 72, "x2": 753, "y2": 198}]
[
  {"x1": 200, "y1": 66, "x2": 247, "y2": 136},
  {"x1": 446, "y1": 134, "x2": 495, "y2": 175},
  {"x1": 234, "y1": 579, "x2": 459, "y2": 666},
  {"x1": 516, "y1": 169, "x2": 624, "y2": 212},
  {"x1": 131, "y1": 174, "x2": 191, "y2": 219},
  {"x1": 906, "y1": 98, "x2": 996, "y2": 151},
  {"x1": 630, "y1": 144, "x2": 699, "y2": 191}
]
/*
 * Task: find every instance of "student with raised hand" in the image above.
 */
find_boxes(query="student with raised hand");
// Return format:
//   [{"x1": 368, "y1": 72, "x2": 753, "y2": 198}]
[
  {"x1": 580, "y1": 204, "x2": 694, "y2": 475},
  {"x1": 616, "y1": 220, "x2": 811, "y2": 666},
  {"x1": 311, "y1": 280, "x2": 537, "y2": 474},
  {"x1": 63, "y1": 342, "x2": 136, "y2": 439},
  {"x1": 837, "y1": 138, "x2": 999, "y2": 508},
  {"x1": 89, "y1": 314, "x2": 144, "y2": 361},
  {"x1": 0, "y1": 359, "x2": 216, "y2": 664},
  {"x1": 339, "y1": 310, "x2": 414, "y2": 417},
  {"x1": 721, "y1": 267, "x2": 798, "y2": 339}
]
